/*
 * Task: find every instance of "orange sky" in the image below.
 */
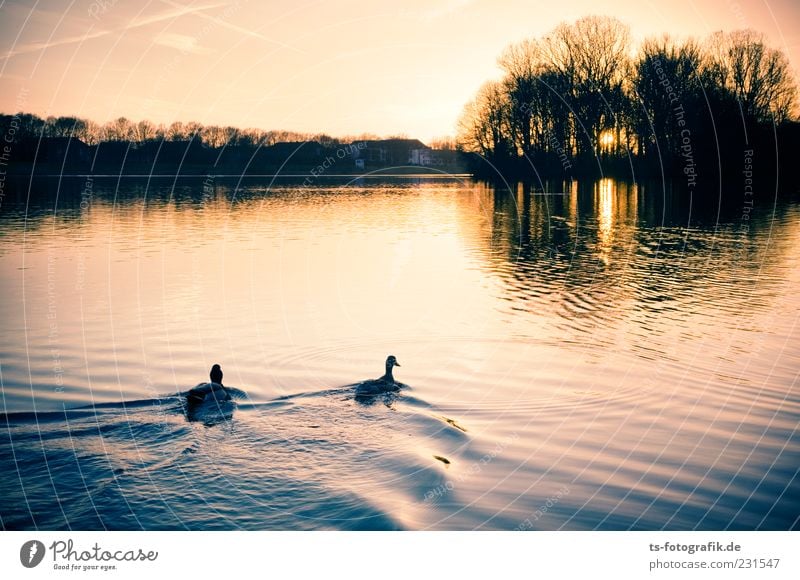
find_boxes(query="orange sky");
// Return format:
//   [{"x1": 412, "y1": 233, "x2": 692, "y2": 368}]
[{"x1": 1, "y1": 0, "x2": 798, "y2": 142}]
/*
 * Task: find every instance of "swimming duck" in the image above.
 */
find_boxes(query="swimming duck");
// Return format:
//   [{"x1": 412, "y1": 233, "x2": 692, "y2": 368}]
[
  {"x1": 187, "y1": 364, "x2": 231, "y2": 404},
  {"x1": 354, "y1": 355, "x2": 402, "y2": 396}
]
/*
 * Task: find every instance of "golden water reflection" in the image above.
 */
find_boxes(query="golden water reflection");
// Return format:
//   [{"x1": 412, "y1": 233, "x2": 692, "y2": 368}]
[{"x1": 0, "y1": 176, "x2": 799, "y2": 531}]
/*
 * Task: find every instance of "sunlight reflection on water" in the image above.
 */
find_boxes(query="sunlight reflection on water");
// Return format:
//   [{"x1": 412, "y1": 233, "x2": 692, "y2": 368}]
[{"x1": 0, "y1": 176, "x2": 798, "y2": 530}]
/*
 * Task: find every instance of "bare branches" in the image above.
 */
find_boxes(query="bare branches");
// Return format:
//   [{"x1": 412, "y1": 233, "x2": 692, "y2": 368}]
[
  {"x1": 457, "y1": 81, "x2": 512, "y2": 159},
  {"x1": 706, "y1": 30, "x2": 796, "y2": 123},
  {"x1": 456, "y1": 15, "x2": 798, "y2": 175}
]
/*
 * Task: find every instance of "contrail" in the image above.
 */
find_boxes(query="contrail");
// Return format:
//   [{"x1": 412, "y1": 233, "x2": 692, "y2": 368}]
[
  {"x1": 159, "y1": 0, "x2": 306, "y2": 53},
  {"x1": 1, "y1": 2, "x2": 227, "y2": 60}
]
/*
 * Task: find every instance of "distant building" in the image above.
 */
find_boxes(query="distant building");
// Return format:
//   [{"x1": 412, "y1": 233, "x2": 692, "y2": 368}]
[
  {"x1": 353, "y1": 139, "x2": 428, "y2": 167},
  {"x1": 408, "y1": 147, "x2": 433, "y2": 166},
  {"x1": 359, "y1": 143, "x2": 386, "y2": 165}
]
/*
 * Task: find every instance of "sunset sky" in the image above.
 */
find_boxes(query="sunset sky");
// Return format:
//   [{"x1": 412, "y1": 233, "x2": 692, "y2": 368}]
[{"x1": 1, "y1": 0, "x2": 799, "y2": 142}]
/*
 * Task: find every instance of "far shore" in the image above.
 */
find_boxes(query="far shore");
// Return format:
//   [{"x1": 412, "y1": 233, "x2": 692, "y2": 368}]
[{"x1": 0, "y1": 164, "x2": 471, "y2": 178}]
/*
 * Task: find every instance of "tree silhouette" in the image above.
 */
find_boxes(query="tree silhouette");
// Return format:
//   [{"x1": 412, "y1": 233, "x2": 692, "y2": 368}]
[{"x1": 457, "y1": 15, "x2": 798, "y2": 180}]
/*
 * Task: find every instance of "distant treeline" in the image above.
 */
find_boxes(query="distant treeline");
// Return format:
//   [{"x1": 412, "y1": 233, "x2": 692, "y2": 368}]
[
  {"x1": 0, "y1": 113, "x2": 462, "y2": 175},
  {"x1": 457, "y1": 16, "x2": 800, "y2": 185}
]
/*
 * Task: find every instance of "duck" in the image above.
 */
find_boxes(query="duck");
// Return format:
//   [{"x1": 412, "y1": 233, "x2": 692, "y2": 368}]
[
  {"x1": 186, "y1": 364, "x2": 232, "y2": 404},
  {"x1": 354, "y1": 355, "x2": 402, "y2": 397}
]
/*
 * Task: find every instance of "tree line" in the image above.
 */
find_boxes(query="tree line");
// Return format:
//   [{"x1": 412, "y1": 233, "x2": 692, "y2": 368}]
[
  {"x1": 0, "y1": 112, "x2": 373, "y2": 149},
  {"x1": 0, "y1": 110, "x2": 468, "y2": 175},
  {"x1": 457, "y1": 16, "x2": 799, "y2": 182},
  {"x1": 0, "y1": 111, "x2": 464, "y2": 172}
]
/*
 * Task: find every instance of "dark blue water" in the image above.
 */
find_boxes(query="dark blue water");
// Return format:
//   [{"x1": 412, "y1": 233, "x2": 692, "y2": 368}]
[{"x1": 1, "y1": 176, "x2": 799, "y2": 530}]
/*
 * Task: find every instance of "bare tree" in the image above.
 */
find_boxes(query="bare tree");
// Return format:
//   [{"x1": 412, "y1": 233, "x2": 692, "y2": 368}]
[
  {"x1": 131, "y1": 119, "x2": 158, "y2": 144},
  {"x1": 82, "y1": 120, "x2": 102, "y2": 145},
  {"x1": 457, "y1": 80, "x2": 513, "y2": 159},
  {"x1": 542, "y1": 15, "x2": 631, "y2": 156},
  {"x1": 499, "y1": 38, "x2": 544, "y2": 156},
  {"x1": 44, "y1": 116, "x2": 88, "y2": 139},
  {"x1": 201, "y1": 125, "x2": 226, "y2": 148},
  {"x1": 184, "y1": 121, "x2": 203, "y2": 140},
  {"x1": 429, "y1": 136, "x2": 456, "y2": 150},
  {"x1": 633, "y1": 36, "x2": 703, "y2": 157},
  {"x1": 222, "y1": 126, "x2": 240, "y2": 146},
  {"x1": 166, "y1": 121, "x2": 188, "y2": 141},
  {"x1": 706, "y1": 30, "x2": 797, "y2": 123},
  {"x1": 104, "y1": 117, "x2": 133, "y2": 141}
]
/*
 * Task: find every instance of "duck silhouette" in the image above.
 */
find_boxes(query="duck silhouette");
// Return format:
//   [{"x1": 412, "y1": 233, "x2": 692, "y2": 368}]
[
  {"x1": 187, "y1": 364, "x2": 231, "y2": 405},
  {"x1": 354, "y1": 355, "x2": 403, "y2": 397}
]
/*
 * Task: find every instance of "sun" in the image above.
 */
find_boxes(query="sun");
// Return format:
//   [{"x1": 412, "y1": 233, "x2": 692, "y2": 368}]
[{"x1": 600, "y1": 131, "x2": 615, "y2": 147}]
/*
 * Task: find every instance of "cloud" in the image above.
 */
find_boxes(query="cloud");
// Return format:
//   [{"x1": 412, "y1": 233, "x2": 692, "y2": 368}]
[
  {"x1": 1, "y1": 2, "x2": 227, "y2": 60},
  {"x1": 153, "y1": 32, "x2": 209, "y2": 54}
]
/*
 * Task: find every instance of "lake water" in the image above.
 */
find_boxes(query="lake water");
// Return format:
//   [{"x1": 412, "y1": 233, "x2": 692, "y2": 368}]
[{"x1": 1, "y1": 175, "x2": 798, "y2": 530}]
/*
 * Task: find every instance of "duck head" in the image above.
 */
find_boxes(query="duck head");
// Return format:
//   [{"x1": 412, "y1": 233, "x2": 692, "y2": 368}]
[
  {"x1": 383, "y1": 355, "x2": 400, "y2": 381},
  {"x1": 210, "y1": 364, "x2": 223, "y2": 385}
]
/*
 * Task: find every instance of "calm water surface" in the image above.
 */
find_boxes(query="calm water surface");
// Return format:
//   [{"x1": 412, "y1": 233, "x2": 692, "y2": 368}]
[{"x1": 1, "y1": 176, "x2": 798, "y2": 530}]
